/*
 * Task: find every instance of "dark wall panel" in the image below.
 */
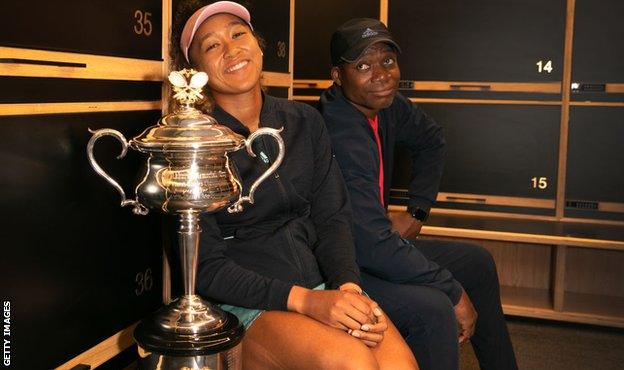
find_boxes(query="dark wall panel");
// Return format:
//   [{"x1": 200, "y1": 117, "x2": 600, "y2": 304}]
[
  {"x1": 0, "y1": 0, "x2": 163, "y2": 60},
  {"x1": 0, "y1": 77, "x2": 162, "y2": 104},
  {"x1": 388, "y1": 0, "x2": 566, "y2": 82},
  {"x1": 248, "y1": 0, "x2": 291, "y2": 73},
  {"x1": 391, "y1": 103, "x2": 560, "y2": 205},
  {"x1": 572, "y1": 0, "x2": 624, "y2": 83},
  {"x1": 265, "y1": 86, "x2": 289, "y2": 99},
  {"x1": 0, "y1": 110, "x2": 164, "y2": 368},
  {"x1": 295, "y1": 0, "x2": 379, "y2": 79},
  {"x1": 565, "y1": 106, "x2": 624, "y2": 220}
]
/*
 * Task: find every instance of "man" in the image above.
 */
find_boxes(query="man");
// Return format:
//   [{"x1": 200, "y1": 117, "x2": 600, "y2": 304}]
[{"x1": 319, "y1": 18, "x2": 518, "y2": 370}]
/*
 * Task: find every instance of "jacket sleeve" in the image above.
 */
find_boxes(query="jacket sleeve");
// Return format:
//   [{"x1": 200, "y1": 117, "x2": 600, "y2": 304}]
[
  {"x1": 196, "y1": 214, "x2": 294, "y2": 311},
  {"x1": 307, "y1": 109, "x2": 361, "y2": 289},
  {"x1": 393, "y1": 94, "x2": 446, "y2": 213}
]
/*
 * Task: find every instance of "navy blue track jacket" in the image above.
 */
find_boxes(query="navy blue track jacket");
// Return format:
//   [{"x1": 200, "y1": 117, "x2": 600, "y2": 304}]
[
  {"x1": 320, "y1": 84, "x2": 463, "y2": 304},
  {"x1": 196, "y1": 94, "x2": 361, "y2": 311}
]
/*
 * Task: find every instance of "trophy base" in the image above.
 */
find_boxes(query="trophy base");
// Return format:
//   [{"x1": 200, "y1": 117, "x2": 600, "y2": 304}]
[
  {"x1": 136, "y1": 342, "x2": 242, "y2": 370},
  {"x1": 134, "y1": 295, "x2": 244, "y2": 357}
]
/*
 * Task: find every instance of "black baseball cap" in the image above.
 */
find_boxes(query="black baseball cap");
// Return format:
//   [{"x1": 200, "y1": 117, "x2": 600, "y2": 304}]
[{"x1": 330, "y1": 18, "x2": 402, "y2": 66}]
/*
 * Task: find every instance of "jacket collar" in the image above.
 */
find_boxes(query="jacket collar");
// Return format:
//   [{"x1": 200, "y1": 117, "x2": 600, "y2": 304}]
[
  {"x1": 211, "y1": 91, "x2": 280, "y2": 137},
  {"x1": 321, "y1": 84, "x2": 371, "y2": 129}
]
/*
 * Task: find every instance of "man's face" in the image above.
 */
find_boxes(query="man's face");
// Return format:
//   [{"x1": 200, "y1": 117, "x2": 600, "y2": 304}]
[{"x1": 332, "y1": 42, "x2": 400, "y2": 118}]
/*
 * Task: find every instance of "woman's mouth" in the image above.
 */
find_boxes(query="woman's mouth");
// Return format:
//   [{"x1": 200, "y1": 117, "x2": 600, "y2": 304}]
[{"x1": 225, "y1": 60, "x2": 249, "y2": 73}]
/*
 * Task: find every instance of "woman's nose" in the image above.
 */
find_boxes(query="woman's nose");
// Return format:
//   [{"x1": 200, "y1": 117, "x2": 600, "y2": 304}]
[{"x1": 223, "y1": 41, "x2": 236, "y2": 59}]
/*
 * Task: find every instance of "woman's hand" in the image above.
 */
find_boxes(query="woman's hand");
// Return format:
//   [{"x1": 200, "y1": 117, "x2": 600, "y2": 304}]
[
  {"x1": 347, "y1": 294, "x2": 388, "y2": 347},
  {"x1": 287, "y1": 286, "x2": 376, "y2": 330},
  {"x1": 337, "y1": 282, "x2": 388, "y2": 346}
]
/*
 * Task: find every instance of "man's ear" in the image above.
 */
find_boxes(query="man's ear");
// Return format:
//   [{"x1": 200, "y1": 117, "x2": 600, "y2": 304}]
[{"x1": 330, "y1": 66, "x2": 342, "y2": 86}]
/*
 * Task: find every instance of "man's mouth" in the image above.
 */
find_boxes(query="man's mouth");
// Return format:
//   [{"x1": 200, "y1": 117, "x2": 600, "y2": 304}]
[{"x1": 370, "y1": 88, "x2": 395, "y2": 97}]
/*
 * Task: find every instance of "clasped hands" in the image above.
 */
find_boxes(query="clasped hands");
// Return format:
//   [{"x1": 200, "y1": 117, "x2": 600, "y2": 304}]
[{"x1": 287, "y1": 283, "x2": 387, "y2": 347}]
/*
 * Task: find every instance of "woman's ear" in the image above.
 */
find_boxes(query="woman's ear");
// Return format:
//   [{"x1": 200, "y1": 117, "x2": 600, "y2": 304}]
[{"x1": 331, "y1": 66, "x2": 341, "y2": 86}]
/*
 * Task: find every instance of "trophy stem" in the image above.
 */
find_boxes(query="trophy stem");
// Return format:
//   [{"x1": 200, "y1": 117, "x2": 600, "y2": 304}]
[{"x1": 178, "y1": 211, "x2": 201, "y2": 297}]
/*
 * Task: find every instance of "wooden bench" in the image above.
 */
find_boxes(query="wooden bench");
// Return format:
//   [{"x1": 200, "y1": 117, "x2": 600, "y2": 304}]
[{"x1": 389, "y1": 205, "x2": 624, "y2": 328}]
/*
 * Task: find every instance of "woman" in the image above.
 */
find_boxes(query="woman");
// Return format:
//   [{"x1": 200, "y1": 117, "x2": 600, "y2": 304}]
[{"x1": 173, "y1": 2, "x2": 418, "y2": 369}]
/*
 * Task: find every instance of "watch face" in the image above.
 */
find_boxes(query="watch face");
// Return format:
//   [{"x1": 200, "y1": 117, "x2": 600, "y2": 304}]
[{"x1": 410, "y1": 207, "x2": 429, "y2": 222}]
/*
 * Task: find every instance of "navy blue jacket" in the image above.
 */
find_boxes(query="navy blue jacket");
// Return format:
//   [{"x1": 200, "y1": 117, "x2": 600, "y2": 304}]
[
  {"x1": 196, "y1": 94, "x2": 361, "y2": 311},
  {"x1": 320, "y1": 84, "x2": 462, "y2": 304}
]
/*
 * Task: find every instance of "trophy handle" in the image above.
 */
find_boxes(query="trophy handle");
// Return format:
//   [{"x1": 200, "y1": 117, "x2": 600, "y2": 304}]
[
  {"x1": 227, "y1": 127, "x2": 285, "y2": 213},
  {"x1": 86, "y1": 128, "x2": 148, "y2": 215}
]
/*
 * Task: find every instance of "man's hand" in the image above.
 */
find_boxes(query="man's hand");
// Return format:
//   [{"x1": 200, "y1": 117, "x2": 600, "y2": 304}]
[
  {"x1": 387, "y1": 210, "x2": 422, "y2": 239},
  {"x1": 454, "y1": 289, "x2": 477, "y2": 344}
]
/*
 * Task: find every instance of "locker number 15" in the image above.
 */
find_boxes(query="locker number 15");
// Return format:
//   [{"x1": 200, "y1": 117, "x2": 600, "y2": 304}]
[{"x1": 531, "y1": 177, "x2": 548, "y2": 190}]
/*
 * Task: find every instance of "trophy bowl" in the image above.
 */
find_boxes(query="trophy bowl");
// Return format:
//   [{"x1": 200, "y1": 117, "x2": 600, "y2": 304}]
[{"x1": 86, "y1": 69, "x2": 284, "y2": 369}]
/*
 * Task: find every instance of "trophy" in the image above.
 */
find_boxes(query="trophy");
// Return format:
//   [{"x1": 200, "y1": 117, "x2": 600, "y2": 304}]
[{"x1": 87, "y1": 69, "x2": 285, "y2": 369}]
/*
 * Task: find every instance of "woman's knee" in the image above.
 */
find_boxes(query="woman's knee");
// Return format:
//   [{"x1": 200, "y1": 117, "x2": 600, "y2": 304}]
[
  {"x1": 323, "y1": 341, "x2": 379, "y2": 370},
  {"x1": 244, "y1": 311, "x2": 381, "y2": 370}
]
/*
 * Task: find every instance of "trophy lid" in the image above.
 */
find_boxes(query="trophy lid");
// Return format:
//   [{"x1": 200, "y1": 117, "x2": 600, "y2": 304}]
[{"x1": 131, "y1": 69, "x2": 245, "y2": 153}]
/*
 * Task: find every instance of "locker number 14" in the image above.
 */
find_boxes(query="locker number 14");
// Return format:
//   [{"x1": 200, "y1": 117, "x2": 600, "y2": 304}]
[{"x1": 536, "y1": 60, "x2": 553, "y2": 74}]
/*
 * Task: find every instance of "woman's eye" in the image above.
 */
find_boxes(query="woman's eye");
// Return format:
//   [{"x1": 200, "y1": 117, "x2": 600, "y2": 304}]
[
  {"x1": 356, "y1": 63, "x2": 370, "y2": 71},
  {"x1": 204, "y1": 43, "x2": 219, "y2": 52},
  {"x1": 233, "y1": 31, "x2": 247, "y2": 39}
]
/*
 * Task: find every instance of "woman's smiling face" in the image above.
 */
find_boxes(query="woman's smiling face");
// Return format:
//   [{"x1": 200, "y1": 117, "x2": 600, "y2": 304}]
[{"x1": 188, "y1": 13, "x2": 263, "y2": 95}]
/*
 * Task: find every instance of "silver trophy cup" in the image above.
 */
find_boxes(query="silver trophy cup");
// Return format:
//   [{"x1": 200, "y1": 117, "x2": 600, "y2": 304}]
[{"x1": 87, "y1": 69, "x2": 284, "y2": 369}]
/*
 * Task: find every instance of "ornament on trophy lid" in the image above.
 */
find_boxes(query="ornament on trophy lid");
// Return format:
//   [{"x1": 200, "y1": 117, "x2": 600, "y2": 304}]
[{"x1": 168, "y1": 68, "x2": 208, "y2": 106}]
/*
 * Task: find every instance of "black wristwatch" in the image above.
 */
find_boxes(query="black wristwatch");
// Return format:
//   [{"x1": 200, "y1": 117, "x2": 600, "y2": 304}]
[{"x1": 408, "y1": 206, "x2": 429, "y2": 222}]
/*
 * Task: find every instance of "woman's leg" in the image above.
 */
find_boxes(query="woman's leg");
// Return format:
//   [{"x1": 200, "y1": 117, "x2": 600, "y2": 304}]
[
  {"x1": 242, "y1": 310, "x2": 417, "y2": 370},
  {"x1": 371, "y1": 314, "x2": 419, "y2": 370}
]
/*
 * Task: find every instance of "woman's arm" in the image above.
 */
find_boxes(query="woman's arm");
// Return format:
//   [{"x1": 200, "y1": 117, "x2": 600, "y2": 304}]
[
  {"x1": 196, "y1": 214, "x2": 294, "y2": 310},
  {"x1": 306, "y1": 109, "x2": 361, "y2": 289}
]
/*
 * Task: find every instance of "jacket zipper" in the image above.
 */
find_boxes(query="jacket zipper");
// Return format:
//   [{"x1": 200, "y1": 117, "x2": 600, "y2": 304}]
[{"x1": 260, "y1": 136, "x2": 306, "y2": 281}]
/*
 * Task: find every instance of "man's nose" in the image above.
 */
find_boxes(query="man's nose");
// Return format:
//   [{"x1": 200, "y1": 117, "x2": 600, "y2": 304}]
[{"x1": 371, "y1": 65, "x2": 390, "y2": 83}]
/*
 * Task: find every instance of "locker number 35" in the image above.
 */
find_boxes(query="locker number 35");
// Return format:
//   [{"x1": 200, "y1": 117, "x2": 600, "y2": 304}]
[
  {"x1": 531, "y1": 177, "x2": 548, "y2": 190},
  {"x1": 134, "y1": 10, "x2": 153, "y2": 36}
]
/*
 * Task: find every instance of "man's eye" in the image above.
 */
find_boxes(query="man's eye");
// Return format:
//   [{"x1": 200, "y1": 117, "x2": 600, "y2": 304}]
[
  {"x1": 384, "y1": 58, "x2": 395, "y2": 65},
  {"x1": 356, "y1": 64, "x2": 370, "y2": 71}
]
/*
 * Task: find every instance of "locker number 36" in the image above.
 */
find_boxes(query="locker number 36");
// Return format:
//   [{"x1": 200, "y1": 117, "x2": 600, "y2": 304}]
[
  {"x1": 531, "y1": 177, "x2": 548, "y2": 190},
  {"x1": 135, "y1": 268, "x2": 154, "y2": 296}
]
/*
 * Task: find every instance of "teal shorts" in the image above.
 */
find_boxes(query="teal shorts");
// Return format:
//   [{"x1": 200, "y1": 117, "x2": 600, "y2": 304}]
[{"x1": 220, "y1": 283, "x2": 326, "y2": 329}]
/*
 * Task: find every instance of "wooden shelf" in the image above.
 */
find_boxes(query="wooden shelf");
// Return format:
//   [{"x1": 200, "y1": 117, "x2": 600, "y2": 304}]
[
  {"x1": 389, "y1": 206, "x2": 624, "y2": 250},
  {"x1": 500, "y1": 287, "x2": 624, "y2": 328},
  {"x1": 563, "y1": 292, "x2": 624, "y2": 322},
  {"x1": 501, "y1": 286, "x2": 552, "y2": 310}
]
